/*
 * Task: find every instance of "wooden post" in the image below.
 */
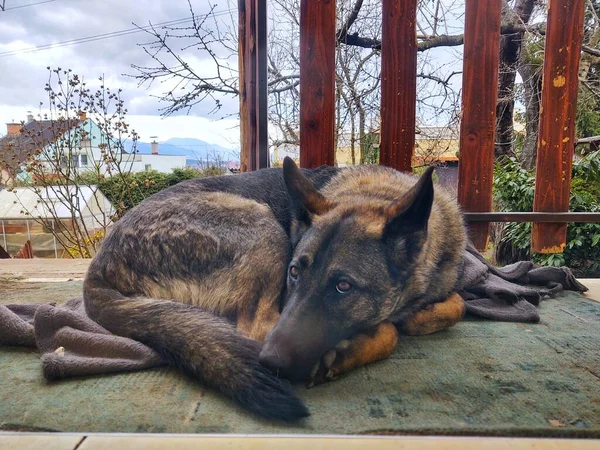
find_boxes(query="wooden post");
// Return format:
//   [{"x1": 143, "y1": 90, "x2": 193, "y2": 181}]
[
  {"x1": 238, "y1": 0, "x2": 269, "y2": 172},
  {"x1": 379, "y1": 0, "x2": 417, "y2": 172},
  {"x1": 457, "y1": 0, "x2": 502, "y2": 250},
  {"x1": 531, "y1": 0, "x2": 585, "y2": 253},
  {"x1": 299, "y1": 0, "x2": 336, "y2": 168}
]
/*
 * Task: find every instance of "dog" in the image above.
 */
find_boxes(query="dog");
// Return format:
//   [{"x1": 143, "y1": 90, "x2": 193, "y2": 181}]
[{"x1": 83, "y1": 157, "x2": 467, "y2": 422}]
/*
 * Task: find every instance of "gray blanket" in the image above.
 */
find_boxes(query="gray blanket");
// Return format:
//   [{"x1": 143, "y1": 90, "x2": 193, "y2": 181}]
[
  {"x1": 0, "y1": 245, "x2": 588, "y2": 380},
  {"x1": 0, "y1": 298, "x2": 165, "y2": 378},
  {"x1": 459, "y1": 242, "x2": 587, "y2": 322}
]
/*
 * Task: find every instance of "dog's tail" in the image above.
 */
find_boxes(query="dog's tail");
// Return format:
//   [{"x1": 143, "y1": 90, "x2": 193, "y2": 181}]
[{"x1": 83, "y1": 276, "x2": 309, "y2": 422}]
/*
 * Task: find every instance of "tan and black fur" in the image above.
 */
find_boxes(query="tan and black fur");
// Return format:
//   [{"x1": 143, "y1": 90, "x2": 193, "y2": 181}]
[{"x1": 83, "y1": 157, "x2": 466, "y2": 422}]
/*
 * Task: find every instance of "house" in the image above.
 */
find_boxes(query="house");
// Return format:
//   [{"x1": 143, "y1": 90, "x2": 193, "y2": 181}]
[
  {"x1": 272, "y1": 141, "x2": 360, "y2": 167},
  {"x1": 0, "y1": 184, "x2": 114, "y2": 258},
  {"x1": 0, "y1": 113, "x2": 187, "y2": 186},
  {"x1": 272, "y1": 126, "x2": 461, "y2": 167},
  {"x1": 272, "y1": 143, "x2": 299, "y2": 165},
  {"x1": 126, "y1": 139, "x2": 188, "y2": 174}
]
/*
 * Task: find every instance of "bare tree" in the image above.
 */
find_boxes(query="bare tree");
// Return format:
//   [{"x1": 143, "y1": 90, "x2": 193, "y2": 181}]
[
  {"x1": 130, "y1": 0, "x2": 465, "y2": 165},
  {"x1": 517, "y1": 0, "x2": 600, "y2": 168},
  {"x1": 494, "y1": 0, "x2": 537, "y2": 159},
  {"x1": 128, "y1": 0, "x2": 599, "y2": 169},
  {"x1": 0, "y1": 68, "x2": 140, "y2": 258}
]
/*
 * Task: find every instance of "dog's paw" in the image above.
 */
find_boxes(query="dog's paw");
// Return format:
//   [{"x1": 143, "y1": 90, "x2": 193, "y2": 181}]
[
  {"x1": 306, "y1": 322, "x2": 399, "y2": 388},
  {"x1": 307, "y1": 340, "x2": 352, "y2": 388}
]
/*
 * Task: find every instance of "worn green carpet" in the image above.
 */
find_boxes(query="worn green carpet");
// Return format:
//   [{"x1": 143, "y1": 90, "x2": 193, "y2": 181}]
[{"x1": 0, "y1": 280, "x2": 599, "y2": 436}]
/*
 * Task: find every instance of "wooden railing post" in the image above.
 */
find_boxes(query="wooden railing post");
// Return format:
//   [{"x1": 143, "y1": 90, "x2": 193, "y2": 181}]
[
  {"x1": 299, "y1": 0, "x2": 336, "y2": 168},
  {"x1": 531, "y1": 0, "x2": 586, "y2": 253},
  {"x1": 379, "y1": 0, "x2": 417, "y2": 172},
  {"x1": 457, "y1": 0, "x2": 502, "y2": 250},
  {"x1": 238, "y1": 0, "x2": 269, "y2": 172}
]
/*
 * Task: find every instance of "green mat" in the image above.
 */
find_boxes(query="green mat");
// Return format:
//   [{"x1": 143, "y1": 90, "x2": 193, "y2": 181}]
[{"x1": 1, "y1": 280, "x2": 599, "y2": 436}]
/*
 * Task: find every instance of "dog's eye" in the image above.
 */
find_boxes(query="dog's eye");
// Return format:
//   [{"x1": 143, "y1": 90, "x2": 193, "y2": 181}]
[
  {"x1": 336, "y1": 281, "x2": 352, "y2": 293},
  {"x1": 289, "y1": 265, "x2": 299, "y2": 280}
]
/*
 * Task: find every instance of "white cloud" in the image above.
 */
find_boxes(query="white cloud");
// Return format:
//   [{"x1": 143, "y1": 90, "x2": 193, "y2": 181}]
[{"x1": 0, "y1": 0, "x2": 240, "y2": 136}]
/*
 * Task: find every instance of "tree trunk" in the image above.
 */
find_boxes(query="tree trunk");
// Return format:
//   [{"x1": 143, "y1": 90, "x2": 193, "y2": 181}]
[
  {"x1": 349, "y1": 108, "x2": 356, "y2": 166},
  {"x1": 519, "y1": 62, "x2": 543, "y2": 170},
  {"x1": 494, "y1": 0, "x2": 536, "y2": 159},
  {"x1": 358, "y1": 107, "x2": 366, "y2": 166}
]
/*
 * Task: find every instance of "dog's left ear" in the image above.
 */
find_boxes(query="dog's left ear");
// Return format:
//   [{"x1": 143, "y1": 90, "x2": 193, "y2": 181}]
[
  {"x1": 383, "y1": 166, "x2": 435, "y2": 238},
  {"x1": 283, "y1": 156, "x2": 335, "y2": 220}
]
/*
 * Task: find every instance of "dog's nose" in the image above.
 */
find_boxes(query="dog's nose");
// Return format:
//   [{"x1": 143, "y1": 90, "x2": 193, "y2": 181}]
[{"x1": 259, "y1": 345, "x2": 292, "y2": 375}]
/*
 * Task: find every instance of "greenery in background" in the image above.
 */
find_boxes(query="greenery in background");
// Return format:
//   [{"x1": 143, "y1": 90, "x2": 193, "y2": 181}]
[
  {"x1": 360, "y1": 132, "x2": 380, "y2": 164},
  {"x1": 576, "y1": 94, "x2": 600, "y2": 140},
  {"x1": 493, "y1": 152, "x2": 600, "y2": 276},
  {"x1": 79, "y1": 167, "x2": 223, "y2": 218}
]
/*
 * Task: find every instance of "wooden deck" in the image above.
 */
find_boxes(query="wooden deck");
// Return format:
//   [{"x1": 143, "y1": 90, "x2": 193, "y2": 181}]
[{"x1": 0, "y1": 434, "x2": 599, "y2": 450}]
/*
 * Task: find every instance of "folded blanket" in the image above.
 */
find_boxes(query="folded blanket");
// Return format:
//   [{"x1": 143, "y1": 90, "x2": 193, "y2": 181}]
[
  {"x1": 0, "y1": 245, "x2": 589, "y2": 380},
  {"x1": 0, "y1": 298, "x2": 165, "y2": 379},
  {"x1": 458, "y1": 242, "x2": 588, "y2": 322}
]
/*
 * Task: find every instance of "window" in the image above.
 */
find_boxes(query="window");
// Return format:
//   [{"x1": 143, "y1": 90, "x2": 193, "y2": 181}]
[
  {"x1": 145, "y1": 164, "x2": 152, "y2": 171},
  {"x1": 71, "y1": 154, "x2": 79, "y2": 168},
  {"x1": 80, "y1": 154, "x2": 88, "y2": 167}
]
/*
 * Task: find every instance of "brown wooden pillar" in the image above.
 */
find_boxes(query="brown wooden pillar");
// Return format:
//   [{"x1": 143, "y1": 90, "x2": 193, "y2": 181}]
[
  {"x1": 457, "y1": 0, "x2": 502, "y2": 250},
  {"x1": 299, "y1": 0, "x2": 336, "y2": 168},
  {"x1": 379, "y1": 0, "x2": 417, "y2": 172},
  {"x1": 531, "y1": 0, "x2": 585, "y2": 253},
  {"x1": 239, "y1": 0, "x2": 269, "y2": 172}
]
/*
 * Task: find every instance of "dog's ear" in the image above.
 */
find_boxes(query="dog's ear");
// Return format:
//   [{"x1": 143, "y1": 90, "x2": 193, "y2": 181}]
[
  {"x1": 383, "y1": 167, "x2": 435, "y2": 262},
  {"x1": 283, "y1": 156, "x2": 335, "y2": 219}
]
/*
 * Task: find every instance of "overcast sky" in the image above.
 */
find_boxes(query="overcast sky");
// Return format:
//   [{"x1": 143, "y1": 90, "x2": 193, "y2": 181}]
[
  {"x1": 0, "y1": 0, "x2": 241, "y2": 148},
  {"x1": 0, "y1": 0, "x2": 471, "y2": 149}
]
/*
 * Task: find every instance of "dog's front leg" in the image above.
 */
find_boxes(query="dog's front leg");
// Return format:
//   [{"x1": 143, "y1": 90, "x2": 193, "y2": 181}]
[
  {"x1": 308, "y1": 321, "x2": 398, "y2": 387},
  {"x1": 398, "y1": 292, "x2": 466, "y2": 336}
]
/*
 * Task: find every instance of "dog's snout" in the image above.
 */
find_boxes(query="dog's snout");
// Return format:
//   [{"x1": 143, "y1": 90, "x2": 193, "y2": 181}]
[{"x1": 259, "y1": 344, "x2": 292, "y2": 375}]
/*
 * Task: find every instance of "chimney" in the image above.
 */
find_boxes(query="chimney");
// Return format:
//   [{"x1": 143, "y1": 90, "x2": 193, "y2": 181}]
[
  {"x1": 150, "y1": 136, "x2": 159, "y2": 155},
  {"x1": 6, "y1": 123, "x2": 21, "y2": 136},
  {"x1": 26, "y1": 111, "x2": 34, "y2": 123},
  {"x1": 78, "y1": 111, "x2": 87, "y2": 121}
]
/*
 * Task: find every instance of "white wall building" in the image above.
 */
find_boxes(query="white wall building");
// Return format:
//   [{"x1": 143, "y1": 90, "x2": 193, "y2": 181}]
[{"x1": 1, "y1": 114, "x2": 187, "y2": 185}]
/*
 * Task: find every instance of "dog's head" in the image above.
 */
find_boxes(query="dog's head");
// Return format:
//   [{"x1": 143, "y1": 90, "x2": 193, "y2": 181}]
[{"x1": 259, "y1": 157, "x2": 435, "y2": 379}]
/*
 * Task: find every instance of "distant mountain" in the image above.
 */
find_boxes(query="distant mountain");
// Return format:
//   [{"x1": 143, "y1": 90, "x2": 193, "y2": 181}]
[{"x1": 124, "y1": 138, "x2": 240, "y2": 165}]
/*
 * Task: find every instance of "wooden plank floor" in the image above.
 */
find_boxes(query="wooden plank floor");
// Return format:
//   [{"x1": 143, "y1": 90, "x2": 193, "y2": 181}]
[
  {"x1": 0, "y1": 434, "x2": 599, "y2": 450},
  {"x1": 582, "y1": 279, "x2": 600, "y2": 303}
]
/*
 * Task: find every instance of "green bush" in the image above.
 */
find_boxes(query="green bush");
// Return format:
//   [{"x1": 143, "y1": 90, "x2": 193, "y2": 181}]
[
  {"x1": 493, "y1": 151, "x2": 600, "y2": 276},
  {"x1": 80, "y1": 166, "x2": 221, "y2": 218}
]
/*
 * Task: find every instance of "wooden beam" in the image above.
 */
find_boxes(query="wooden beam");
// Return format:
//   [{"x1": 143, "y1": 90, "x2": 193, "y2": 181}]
[
  {"x1": 256, "y1": 0, "x2": 268, "y2": 169},
  {"x1": 379, "y1": 0, "x2": 417, "y2": 172},
  {"x1": 238, "y1": 0, "x2": 269, "y2": 172},
  {"x1": 457, "y1": 0, "x2": 502, "y2": 250},
  {"x1": 532, "y1": 0, "x2": 586, "y2": 254},
  {"x1": 299, "y1": 0, "x2": 336, "y2": 168},
  {"x1": 464, "y1": 212, "x2": 600, "y2": 223}
]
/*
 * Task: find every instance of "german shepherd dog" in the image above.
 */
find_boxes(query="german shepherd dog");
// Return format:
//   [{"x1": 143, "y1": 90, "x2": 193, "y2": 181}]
[{"x1": 83, "y1": 157, "x2": 467, "y2": 421}]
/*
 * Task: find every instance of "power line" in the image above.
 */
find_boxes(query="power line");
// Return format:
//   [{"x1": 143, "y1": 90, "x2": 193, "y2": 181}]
[
  {"x1": 0, "y1": 17, "x2": 195, "y2": 57},
  {"x1": 0, "y1": 8, "x2": 232, "y2": 58},
  {"x1": 1, "y1": 0, "x2": 57, "y2": 11}
]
